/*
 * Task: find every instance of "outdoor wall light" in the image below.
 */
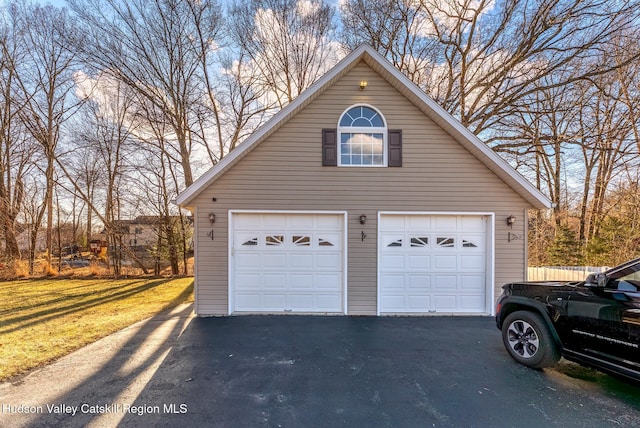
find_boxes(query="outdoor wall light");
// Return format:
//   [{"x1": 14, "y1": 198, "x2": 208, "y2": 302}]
[
  {"x1": 208, "y1": 212, "x2": 216, "y2": 224},
  {"x1": 506, "y1": 215, "x2": 516, "y2": 228},
  {"x1": 359, "y1": 214, "x2": 367, "y2": 225},
  {"x1": 359, "y1": 80, "x2": 368, "y2": 90}
]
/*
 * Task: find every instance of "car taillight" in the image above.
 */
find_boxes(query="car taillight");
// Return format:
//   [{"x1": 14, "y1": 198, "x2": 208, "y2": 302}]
[{"x1": 496, "y1": 303, "x2": 502, "y2": 315}]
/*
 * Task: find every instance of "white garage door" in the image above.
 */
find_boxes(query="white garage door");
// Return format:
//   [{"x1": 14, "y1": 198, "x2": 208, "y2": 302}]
[
  {"x1": 231, "y1": 213, "x2": 344, "y2": 313},
  {"x1": 379, "y1": 214, "x2": 488, "y2": 314}
]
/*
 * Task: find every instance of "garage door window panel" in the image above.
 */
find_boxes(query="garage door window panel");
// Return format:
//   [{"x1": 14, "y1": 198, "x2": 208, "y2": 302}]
[
  {"x1": 318, "y1": 237, "x2": 335, "y2": 247},
  {"x1": 462, "y1": 240, "x2": 478, "y2": 248},
  {"x1": 293, "y1": 235, "x2": 311, "y2": 246},
  {"x1": 242, "y1": 238, "x2": 259, "y2": 246},
  {"x1": 382, "y1": 235, "x2": 403, "y2": 247},
  {"x1": 437, "y1": 237, "x2": 455, "y2": 248},
  {"x1": 266, "y1": 235, "x2": 284, "y2": 246},
  {"x1": 411, "y1": 237, "x2": 429, "y2": 247}
]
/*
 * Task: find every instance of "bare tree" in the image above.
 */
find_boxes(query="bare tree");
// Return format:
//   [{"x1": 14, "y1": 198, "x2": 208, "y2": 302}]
[
  {"x1": 229, "y1": 0, "x2": 339, "y2": 110},
  {"x1": 19, "y1": 174, "x2": 46, "y2": 273},
  {"x1": 0, "y1": 6, "x2": 36, "y2": 264},
  {"x1": 69, "y1": 145, "x2": 100, "y2": 250},
  {"x1": 200, "y1": 50, "x2": 273, "y2": 162},
  {"x1": 494, "y1": 71, "x2": 583, "y2": 226},
  {"x1": 577, "y1": 77, "x2": 639, "y2": 242},
  {"x1": 339, "y1": 0, "x2": 439, "y2": 84},
  {"x1": 63, "y1": 73, "x2": 149, "y2": 275},
  {"x1": 340, "y1": 0, "x2": 640, "y2": 135},
  {"x1": 9, "y1": 2, "x2": 78, "y2": 272},
  {"x1": 67, "y1": 0, "x2": 224, "y2": 187},
  {"x1": 119, "y1": 87, "x2": 201, "y2": 275},
  {"x1": 496, "y1": 48, "x2": 639, "y2": 263}
]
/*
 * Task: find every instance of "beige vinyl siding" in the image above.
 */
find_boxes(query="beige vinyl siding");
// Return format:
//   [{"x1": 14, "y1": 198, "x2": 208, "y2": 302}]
[
  {"x1": 192, "y1": 61, "x2": 531, "y2": 316},
  {"x1": 193, "y1": 206, "x2": 229, "y2": 315}
]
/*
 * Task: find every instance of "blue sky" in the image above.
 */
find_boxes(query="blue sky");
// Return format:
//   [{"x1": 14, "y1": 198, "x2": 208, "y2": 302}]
[
  {"x1": 10, "y1": 0, "x2": 69, "y2": 8},
  {"x1": 36, "y1": 0, "x2": 66, "y2": 6}
]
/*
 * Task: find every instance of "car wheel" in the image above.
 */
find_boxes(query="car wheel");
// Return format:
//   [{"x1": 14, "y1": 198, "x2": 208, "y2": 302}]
[{"x1": 502, "y1": 311, "x2": 560, "y2": 369}]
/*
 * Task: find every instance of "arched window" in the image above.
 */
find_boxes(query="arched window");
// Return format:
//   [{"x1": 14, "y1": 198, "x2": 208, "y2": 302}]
[{"x1": 338, "y1": 105, "x2": 387, "y2": 166}]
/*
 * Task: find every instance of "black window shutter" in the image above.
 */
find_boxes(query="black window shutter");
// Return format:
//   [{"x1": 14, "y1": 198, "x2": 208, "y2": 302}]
[
  {"x1": 388, "y1": 130, "x2": 402, "y2": 167},
  {"x1": 322, "y1": 128, "x2": 337, "y2": 166}
]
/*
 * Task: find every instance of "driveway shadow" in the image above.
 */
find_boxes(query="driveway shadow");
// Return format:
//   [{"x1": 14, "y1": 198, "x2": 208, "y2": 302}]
[
  {"x1": 0, "y1": 301, "x2": 194, "y2": 428},
  {"x1": 2, "y1": 316, "x2": 640, "y2": 428}
]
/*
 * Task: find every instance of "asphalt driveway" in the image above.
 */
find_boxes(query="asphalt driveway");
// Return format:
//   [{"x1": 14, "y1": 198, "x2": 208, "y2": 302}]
[{"x1": 2, "y1": 305, "x2": 640, "y2": 427}]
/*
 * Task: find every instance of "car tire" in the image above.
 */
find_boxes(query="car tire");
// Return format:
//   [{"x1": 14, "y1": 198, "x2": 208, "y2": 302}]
[{"x1": 502, "y1": 311, "x2": 561, "y2": 369}]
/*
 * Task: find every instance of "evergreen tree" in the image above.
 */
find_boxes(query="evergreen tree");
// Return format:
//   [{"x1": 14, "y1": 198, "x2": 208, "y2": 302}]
[{"x1": 547, "y1": 226, "x2": 584, "y2": 265}]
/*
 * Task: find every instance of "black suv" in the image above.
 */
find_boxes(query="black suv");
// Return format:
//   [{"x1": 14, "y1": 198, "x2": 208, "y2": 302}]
[{"x1": 496, "y1": 257, "x2": 640, "y2": 381}]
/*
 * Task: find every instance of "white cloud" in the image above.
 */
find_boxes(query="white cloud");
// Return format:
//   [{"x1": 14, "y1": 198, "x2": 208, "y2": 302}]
[
  {"x1": 297, "y1": 0, "x2": 321, "y2": 17},
  {"x1": 414, "y1": 0, "x2": 496, "y2": 37}
]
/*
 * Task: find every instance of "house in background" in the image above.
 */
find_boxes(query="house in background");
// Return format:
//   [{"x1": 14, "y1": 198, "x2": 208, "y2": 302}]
[
  {"x1": 14, "y1": 224, "x2": 45, "y2": 254},
  {"x1": 15, "y1": 224, "x2": 74, "y2": 255},
  {"x1": 177, "y1": 45, "x2": 552, "y2": 317},
  {"x1": 101, "y1": 215, "x2": 193, "y2": 259},
  {"x1": 107, "y1": 216, "x2": 162, "y2": 252}
]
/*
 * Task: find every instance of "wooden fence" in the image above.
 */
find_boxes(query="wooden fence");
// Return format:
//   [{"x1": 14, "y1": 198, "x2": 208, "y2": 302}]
[{"x1": 527, "y1": 266, "x2": 609, "y2": 282}]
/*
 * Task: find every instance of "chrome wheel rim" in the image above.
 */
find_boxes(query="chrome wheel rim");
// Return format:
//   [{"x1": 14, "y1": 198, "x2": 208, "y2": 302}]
[{"x1": 506, "y1": 320, "x2": 540, "y2": 359}]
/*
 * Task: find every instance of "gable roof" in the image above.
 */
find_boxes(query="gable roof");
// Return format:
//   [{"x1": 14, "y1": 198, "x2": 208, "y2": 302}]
[{"x1": 176, "y1": 45, "x2": 552, "y2": 210}]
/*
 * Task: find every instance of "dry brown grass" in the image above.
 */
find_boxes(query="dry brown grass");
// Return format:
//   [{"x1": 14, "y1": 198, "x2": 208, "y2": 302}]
[
  {"x1": 13, "y1": 259, "x2": 31, "y2": 278},
  {"x1": 0, "y1": 255, "x2": 194, "y2": 281},
  {"x1": 42, "y1": 261, "x2": 57, "y2": 276}
]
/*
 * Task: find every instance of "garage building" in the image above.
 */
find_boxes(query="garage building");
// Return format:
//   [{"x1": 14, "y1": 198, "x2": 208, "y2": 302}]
[{"x1": 176, "y1": 45, "x2": 552, "y2": 316}]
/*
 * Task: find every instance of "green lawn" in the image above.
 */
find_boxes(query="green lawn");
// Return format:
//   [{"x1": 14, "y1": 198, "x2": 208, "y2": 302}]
[{"x1": 0, "y1": 277, "x2": 193, "y2": 381}]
